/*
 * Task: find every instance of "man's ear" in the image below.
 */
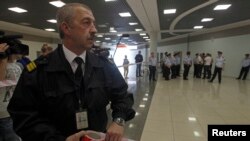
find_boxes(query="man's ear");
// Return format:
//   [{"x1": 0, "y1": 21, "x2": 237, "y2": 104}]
[{"x1": 61, "y1": 22, "x2": 71, "y2": 36}]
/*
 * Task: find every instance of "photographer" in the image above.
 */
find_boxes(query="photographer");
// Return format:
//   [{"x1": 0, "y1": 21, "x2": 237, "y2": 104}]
[{"x1": 0, "y1": 43, "x2": 21, "y2": 141}]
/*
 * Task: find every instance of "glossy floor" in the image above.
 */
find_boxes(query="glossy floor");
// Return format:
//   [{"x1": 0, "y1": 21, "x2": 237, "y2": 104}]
[{"x1": 123, "y1": 72, "x2": 250, "y2": 141}]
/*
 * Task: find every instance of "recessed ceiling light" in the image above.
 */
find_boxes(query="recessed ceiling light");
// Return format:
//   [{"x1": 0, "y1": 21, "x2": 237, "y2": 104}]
[
  {"x1": 146, "y1": 39, "x2": 150, "y2": 41},
  {"x1": 96, "y1": 35, "x2": 103, "y2": 37},
  {"x1": 105, "y1": 0, "x2": 116, "y2": 2},
  {"x1": 194, "y1": 26, "x2": 203, "y2": 29},
  {"x1": 45, "y1": 28, "x2": 55, "y2": 32},
  {"x1": 140, "y1": 33, "x2": 146, "y2": 36},
  {"x1": 163, "y1": 9, "x2": 176, "y2": 14},
  {"x1": 129, "y1": 22, "x2": 138, "y2": 25},
  {"x1": 201, "y1": 18, "x2": 214, "y2": 22},
  {"x1": 135, "y1": 29, "x2": 142, "y2": 31},
  {"x1": 110, "y1": 30, "x2": 117, "y2": 33},
  {"x1": 49, "y1": 1, "x2": 65, "y2": 8},
  {"x1": 117, "y1": 34, "x2": 122, "y2": 36},
  {"x1": 105, "y1": 38, "x2": 111, "y2": 40},
  {"x1": 95, "y1": 40, "x2": 101, "y2": 43},
  {"x1": 143, "y1": 36, "x2": 149, "y2": 39},
  {"x1": 47, "y1": 19, "x2": 57, "y2": 23},
  {"x1": 214, "y1": 4, "x2": 231, "y2": 10},
  {"x1": 8, "y1": 7, "x2": 27, "y2": 13},
  {"x1": 119, "y1": 12, "x2": 131, "y2": 17}
]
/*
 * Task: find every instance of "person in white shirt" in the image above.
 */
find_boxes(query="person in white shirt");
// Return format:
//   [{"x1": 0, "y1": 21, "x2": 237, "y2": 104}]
[
  {"x1": 164, "y1": 53, "x2": 172, "y2": 80},
  {"x1": 174, "y1": 52, "x2": 181, "y2": 77},
  {"x1": 183, "y1": 51, "x2": 192, "y2": 80},
  {"x1": 123, "y1": 55, "x2": 129, "y2": 79},
  {"x1": 0, "y1": 52, "x2": 22, "y2": 141},
  {"x1": 148, "y1": 52, "x2": 157, "y2": 81},
  {"x1": 236, "y1": 53, "x2": 250, "y2": 80},
  {"x1": 203, "y1": 53, "x2": 213, "y2": 79},
  {"x1": 209, "y1": 51, "x2": 225, "y2": 83}
]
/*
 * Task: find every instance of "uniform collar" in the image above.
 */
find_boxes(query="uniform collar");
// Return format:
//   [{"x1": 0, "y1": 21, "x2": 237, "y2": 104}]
[
  {"x1": 45, "y1": 45, "x2": 102, "y2": 72},
  {"x1": 62, "y1": 45, "x2": 86, "y2": 64}
]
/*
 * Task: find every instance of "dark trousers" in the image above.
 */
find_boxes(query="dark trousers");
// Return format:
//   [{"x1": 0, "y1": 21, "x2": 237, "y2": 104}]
[
  {"x1": 210, "y1": 67, "x2": 222, "y2": 83},
  {"x1": 149, "y1": 66, "x2": 156, "y2": 80},
  {"x1": 183, "y1": 64, "x2": 191, "y2": 79},
  {"x1": 176, "y1": 64, "x2": 181, "y2": 76},
  {"x1": 164, "y1": 67, "x2": 171, "y2": 80},
  {"x1": 193, "y1": 64, "x2": 198, "y2": 77},
  {"x1": 136, "y1": 63, "x2": 142, "y2": 76},
  {"x1": 203, "y1": 65, "x2": 211, "y2": 79},
  {"x1": 237, "y1": 66, "x2": 250, "y2": 80},
  {"x1": 171, "y1": 65, "x2": 176, "y2": 78}
]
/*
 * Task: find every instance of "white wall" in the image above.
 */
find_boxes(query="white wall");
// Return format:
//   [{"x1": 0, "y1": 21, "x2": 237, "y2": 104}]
[{"x1": 158, "y1": 34, "x2": 250, "y2": 79}]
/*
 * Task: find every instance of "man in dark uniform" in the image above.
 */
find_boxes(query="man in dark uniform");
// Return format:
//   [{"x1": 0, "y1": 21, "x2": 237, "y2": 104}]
[
  {"x1": 7, "y1": 3, "x2": 135, "y2": 141},
  {"x1": 135, "y1": 51, "x2": 143, "y2": 77}
]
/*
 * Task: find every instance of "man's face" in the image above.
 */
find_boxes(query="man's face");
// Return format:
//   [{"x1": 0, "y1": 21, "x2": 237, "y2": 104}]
[{"x1": 67, "y1": 7, "x2": 97, "y2": 49}]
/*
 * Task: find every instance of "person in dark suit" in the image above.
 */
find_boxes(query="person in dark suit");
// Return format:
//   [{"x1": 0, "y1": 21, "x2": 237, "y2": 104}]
[
  {"x1": 7, "y1": 3, "x2": 135, "y2": 141},
  {"x1": 135, "y1": 51, "x2": 143, "y2": 77}
]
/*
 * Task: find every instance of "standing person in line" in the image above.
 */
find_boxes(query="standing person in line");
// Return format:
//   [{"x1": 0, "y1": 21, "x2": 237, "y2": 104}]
[
  {"x1": 135, "y1": 50, "x2": 143, "y2": 77},
  {"x1": 148, "y1": 52, "x2": 157, "y2": 81},
  {"x1": 8, "y1": 3, "x2": 135, "y2": 141},
  {"x1": 123, "y1": 55, "x2": 129, "y2": 79},
  {"x1": 183, "y1": 51, "x2": 192, "y2": 80},
  {"x1": 175, "y1": 52, "x2": 181, "y2": 77},
  {"x1": 164, "y1": 53, "x2": 172, "y2": 80},
  {"x1": 209, "y1": 51, "x2": 225, "y2": 83},
  {"x1": 236, "y1": 53, "x2": 250, "y2": 80},
  {"x1": 161, "y1": 52, "x2": 168, "y2": 77},
  {"x1": 203, "y1": 53, "x2": 213, "y2": 79}
]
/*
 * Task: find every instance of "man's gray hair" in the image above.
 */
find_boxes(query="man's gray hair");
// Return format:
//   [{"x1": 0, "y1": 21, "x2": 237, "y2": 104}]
[{"x1": 56, "y1": 3, "x2": 92, "y2": 39}]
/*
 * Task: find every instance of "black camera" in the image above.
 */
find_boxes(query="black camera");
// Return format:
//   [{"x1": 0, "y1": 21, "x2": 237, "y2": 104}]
[{"x1": 0, "y1": 31, "x2": 29, "y2": 59}]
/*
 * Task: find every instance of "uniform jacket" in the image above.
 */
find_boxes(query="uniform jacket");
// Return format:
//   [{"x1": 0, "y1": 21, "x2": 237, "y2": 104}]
[{"x1": 7, "y1": 45, "x2": 135, "y2": 141}]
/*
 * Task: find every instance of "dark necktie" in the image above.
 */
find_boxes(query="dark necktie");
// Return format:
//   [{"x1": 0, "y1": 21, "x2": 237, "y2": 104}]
[{"x1": 74, "y1": 57, "x2": 84, "y2": 86}]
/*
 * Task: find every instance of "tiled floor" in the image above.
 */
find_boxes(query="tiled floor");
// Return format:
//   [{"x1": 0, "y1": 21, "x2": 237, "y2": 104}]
[{"x1": 125, "y1": 73, "x2": 250, "y2": 141}]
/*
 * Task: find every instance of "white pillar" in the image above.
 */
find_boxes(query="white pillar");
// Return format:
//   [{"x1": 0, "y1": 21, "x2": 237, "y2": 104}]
[{"x1": 149, "y1": 31, "x2": 158, "y2": 60}]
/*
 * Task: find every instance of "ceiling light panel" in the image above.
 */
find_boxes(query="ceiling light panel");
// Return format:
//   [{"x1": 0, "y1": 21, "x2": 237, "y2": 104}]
[
  {"x1": 49, "y1": 1, "x2": 65, "y2": 8},
  {"x1": 8, "y1": 7, "x2": 27, "y2": 13},
  {"x1": 119, "y1": 12, "x2": 131, "y2": 17},
  {"x1": 201, "y1": 18, "x2": 214, "y2": 22},
  {"x1": 194, "y1": 26, "x2": 203, "y2": 29},
  {"x1": 129, "y1": 22, "x2": 138, "y2": 25},
  {"x1": 214, "y1": 4, "x2": 231, "y2": 10},
  {"x1": 45, "y1": 28, "x2": 55, "y2": 31},
  {"x1": 105, "y1": 0, "x2": 116, "y2": 2},
  {"x1": 163, "y1": 9, "x2": 176, "y2": 14},
  {"x1": 47, "y1": 19, "x2": 57, "y2": 23}
]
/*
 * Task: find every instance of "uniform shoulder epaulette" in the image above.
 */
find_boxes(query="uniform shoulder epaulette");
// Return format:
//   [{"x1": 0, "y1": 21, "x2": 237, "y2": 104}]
[
  {"x1": 26, "y1": 61, "x2": 37, "y2": 72},
  {"x1": 26, "y1": 56, "x2": 48, "y2": 72}
]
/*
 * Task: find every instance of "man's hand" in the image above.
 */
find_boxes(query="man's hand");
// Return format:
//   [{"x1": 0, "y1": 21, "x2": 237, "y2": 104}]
[
  {"x1": 66, "y1": 130, "x2": 87, "y2": 141},
  {"x1": 0, "y1": 43, "x2": 9, "y2": 52},
  {"x1": 105, "y1": 122, "x2": 124, "y2": 141}
]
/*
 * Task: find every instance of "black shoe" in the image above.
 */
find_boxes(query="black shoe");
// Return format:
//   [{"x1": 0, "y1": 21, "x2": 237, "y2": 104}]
[
  {"x1": 183, "y1": 78, "x2": 188, "y2": 80},
  {"x1": 208, "y1": 80, "x2": 213, "y2": 83},
  {"x1": 153, "y1": 79, "x2": 157, "y2": 81},
  {"x1": 242, "y1": 78, "x2": 246, "y2": 80},
  {"x1": 236, "y1": 78, "x2": 240, "y2": 80}
]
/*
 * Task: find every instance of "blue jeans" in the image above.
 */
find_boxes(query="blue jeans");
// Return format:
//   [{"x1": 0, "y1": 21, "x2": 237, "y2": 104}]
[
  {"x1": 0, "y1": 117, "x2": 21, "y2": 141},
  {"x1": 136, "y1": 63, "x2": 142, "y2": 76}
]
